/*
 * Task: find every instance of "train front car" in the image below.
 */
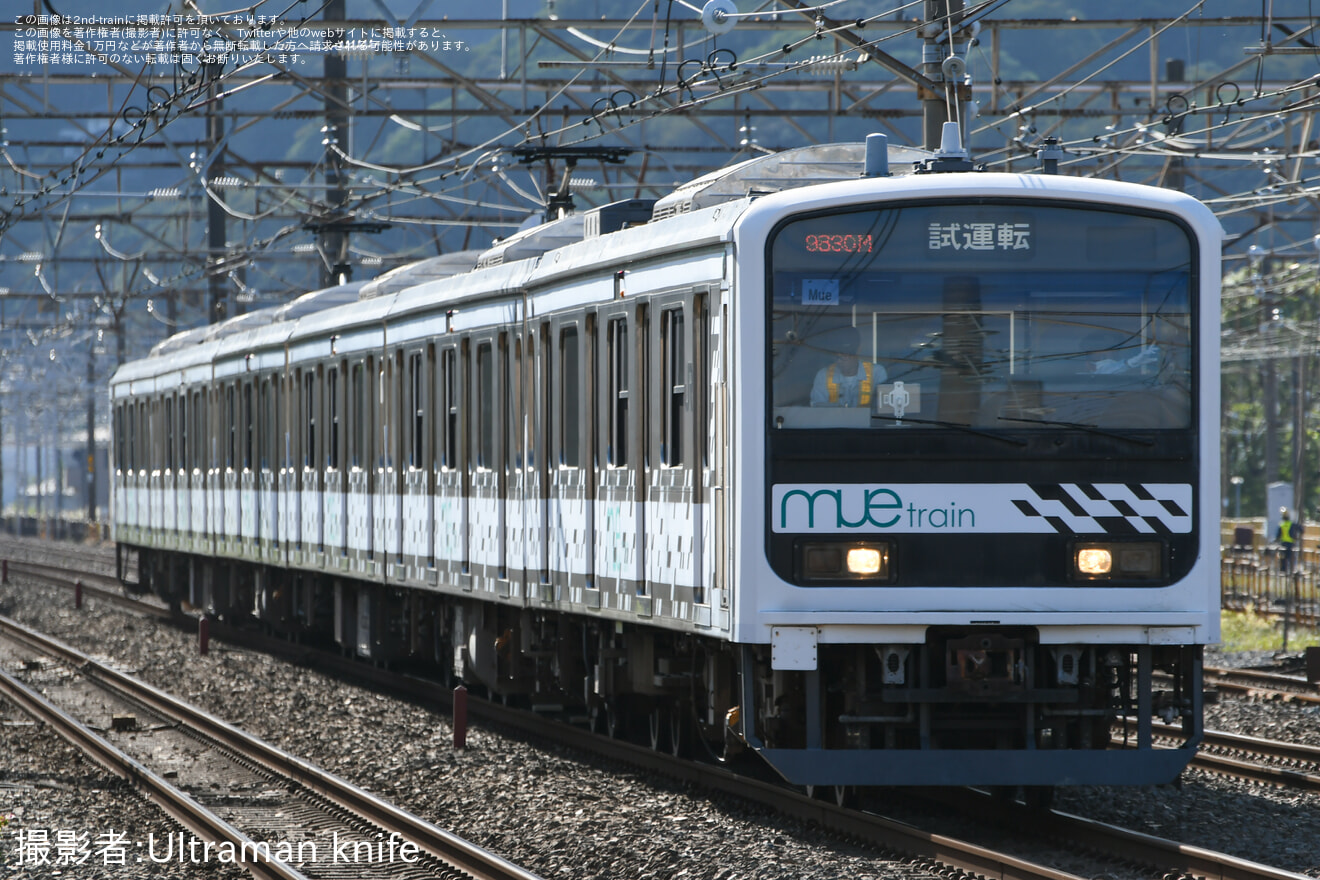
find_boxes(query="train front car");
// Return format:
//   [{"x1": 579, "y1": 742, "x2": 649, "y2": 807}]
[{"x1": 735, "y1": 172, "x2": 1221, "y2": 788}]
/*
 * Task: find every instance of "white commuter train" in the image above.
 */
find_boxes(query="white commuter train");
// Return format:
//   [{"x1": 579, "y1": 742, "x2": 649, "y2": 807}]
[{"x1": 111, "y1": 139, "x2": 1221, "y2": 789}]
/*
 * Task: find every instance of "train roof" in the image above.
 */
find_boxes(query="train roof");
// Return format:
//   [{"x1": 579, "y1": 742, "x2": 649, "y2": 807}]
[
  {"x1": 358, "y1": 253, "x2": 480, "y2": 300},
  {"x1": 113, "y1": 139, "x2": 1221, "y2": 389}
]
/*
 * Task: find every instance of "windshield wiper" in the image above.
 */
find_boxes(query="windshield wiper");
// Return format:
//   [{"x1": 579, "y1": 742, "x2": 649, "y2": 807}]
[
  {"x1": 872, "y1": 415, "x2": 1028, "y2": 447},
  {"x1": 996, "y1": 416, "x2": 1155, "y2": 447}
]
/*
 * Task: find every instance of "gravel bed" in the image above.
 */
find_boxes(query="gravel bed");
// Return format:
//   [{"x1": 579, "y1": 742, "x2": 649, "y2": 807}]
[
  {"x1": 0, "y1": 685, "x2": 243, "y2": 878},
  {"x1": 2, "y1": 575, "x2": 1320, "y2": 879}
]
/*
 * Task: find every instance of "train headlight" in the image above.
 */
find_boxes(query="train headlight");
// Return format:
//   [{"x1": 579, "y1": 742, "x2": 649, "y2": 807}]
[
  {"x1": 1076, "y1": 548, "x2": 1112, "y2": 575},
  {"x1": 847, "y1": 547, "x2": 883, "y2": 575},
  {"x1": 797, "y1": 541, "x2": 893, "y2": 584},
  {"x1": 1072, "y1": 541, "x2": 1163, "y2": 581}
]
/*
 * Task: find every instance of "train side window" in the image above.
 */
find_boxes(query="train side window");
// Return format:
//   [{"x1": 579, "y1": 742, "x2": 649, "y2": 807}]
[
  {"x1": 264, "y1": 378, "x2": 278, "y2": 472},
  {"x1": 607, "y1": 317, "x2": 628, "y2": 467},
  {"x1": 245, "y1": 382, "x2": 257, "y2": 471},
  {"x1": 194, "y1": 390, "x2": 205, "y2": 475},
  {"x1": 180, "y1": 395, "x2": 190, "y2": 473},
  {"x1": 327, "y1": 367, "x2": 340, "y2": 470},
  {"x1": 441, "y1": 347, "x2": 458, "y2": 470},
  {"x1": 125, "y1": 403, "x2": 135, "y2": 472},
  {"x1": 661, "y1": 308, "x2": 685, "y2": 467},
  {"x1": 224, "y1": 385, "x2": 236, "y2": 471},
  {"x1": 475, "y1": 341, "x2": 494, "y2": 471},
  {"x1": 408, "y1": 351, "x2": 425, "y2": 469},
  {"x1": 349, "y1": 362, "x2": 364, "y2": 469},
  {"x1": 301, "y1": 371, "x2": 314, "y2": 469},
  {"x1": 509, "y1": 335, "x2": 521, "y2": 472},
  {"x1": 164, "y1": 396, "x2": 175, "y2": 472},
  {"x1": 379, "y1": 355, "x2": 393, "y2": 471},
  {"x1": 561, "y1": 326, "x2": 580, "y2": 468},
  {"x1": 114, "y1": 404, "x2": 124, "y2": 472}
]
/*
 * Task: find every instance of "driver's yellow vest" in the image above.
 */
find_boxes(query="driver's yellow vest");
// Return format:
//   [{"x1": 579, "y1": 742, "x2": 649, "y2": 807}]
[
  {"x1": 1281, "y1": 520, "x2": 1294, "y2": 543},
  {"x1": 826, "y1": 362, "x2": 873, "y2": 405}
]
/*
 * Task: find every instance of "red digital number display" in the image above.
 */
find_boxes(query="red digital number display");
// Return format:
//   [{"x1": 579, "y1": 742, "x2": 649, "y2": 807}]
[{"x1": 804, "y1": 233, "x2": 873, "y2": 253}]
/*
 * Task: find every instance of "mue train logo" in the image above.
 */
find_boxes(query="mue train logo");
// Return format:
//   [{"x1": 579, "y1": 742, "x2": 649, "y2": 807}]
[{"x1": 770, "y1": 483, "x2": 1194, "y2": 535}]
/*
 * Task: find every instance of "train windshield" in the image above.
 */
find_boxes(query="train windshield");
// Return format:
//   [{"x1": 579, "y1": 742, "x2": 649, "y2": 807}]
[{"x1": 768, "y1": 201, "x2": 1194, "y2": 431}]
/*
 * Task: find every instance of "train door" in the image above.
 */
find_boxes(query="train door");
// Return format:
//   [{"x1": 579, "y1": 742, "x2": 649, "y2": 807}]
[
  {"x1": 470, "y1": 334, "x2": 499, "y2": 595},
  {"x1": 713, "y1": 295, "x2": 729, "y2": 624},
  {"x1": 647, "y1": 293, "x2": 704, "y2": 619},
  {"x1": 502, "y1": 330, "x2": 526, "y2": 599},
  {"x1": 324, "y1": 362, "x2": 347, "y2": 567},
  {"x1": 532, "y1": 323, "x2": 552, "y2": 599},
  {"x1": 507, "y1": 331, "x2": 528, "y2": 600},
  {"x1": 259, "y1": 375, "x2": 279, "y2": 562},
  {"x1": 280, "y1": 367, "x2": 298, "y2": 566},
  {"x1": 549, "y1": 316, "x2": 593, "y2": 602},
  {"x1": 347, "y1": 356, "x2": 375, "y2": 574},
  {"x1": 223, "y1": 382, "x2": 238, "y2": 553},
  {"x1": 163, "y1": 393, "x2": 176, "y2": 542},
  {"x1": 241, "y1": 378, "x2": 258, "y2": 554},
  {"x1": 380, "y1": 349, "x2": 405, "y2": 577},
  {"x1": 298, "y1": 366, "x2": 322, "y2": 565},
  {"x1": 179, "y1": 391, "x2": 191, "y2": 548},
  {"x1": 404, "y1": 346, "x2": 435, "y2": 580},
  {"x1": 434, "y1": 341, "x2": 467, "y2": 589},
  {"x1": 596, "y1": 302, "x2": 647, "y2": 611},
  {"x1": 149, "y1": 394, "x2": 162, "y2": 537}
]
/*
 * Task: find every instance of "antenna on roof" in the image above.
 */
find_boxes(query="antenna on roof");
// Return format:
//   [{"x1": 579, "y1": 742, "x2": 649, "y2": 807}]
[{"x1": 913, "y1": 122, "x2": 980, "y2": 175}]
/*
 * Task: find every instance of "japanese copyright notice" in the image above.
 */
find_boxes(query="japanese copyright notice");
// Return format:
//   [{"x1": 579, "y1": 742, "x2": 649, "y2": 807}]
[{"x1": 11, "y1": 12, "x2": 469, "y2": 68}]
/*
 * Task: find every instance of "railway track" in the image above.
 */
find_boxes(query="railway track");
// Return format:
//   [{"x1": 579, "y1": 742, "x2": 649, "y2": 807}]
[
  {"x1": 1204, "y1": 666, "x2": 1320, "y2": 704},
  {"x1": 0, "y1": 614, "x2": 544, "y2": 880},
  {"x1": 3, "y1": 539, "x2": 1317, "y2": 880}
]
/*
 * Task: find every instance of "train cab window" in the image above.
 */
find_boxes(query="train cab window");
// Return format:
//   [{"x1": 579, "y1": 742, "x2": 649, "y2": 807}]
[
  {"x1": 561, "y1": 326, "x2": 580, "y2": 468},
  {"x1": 475, "y1": 341, "x2": 494, "y2": 471},
  {"x1": 661, "y1": 308, "x2": 685, "y2": 467},
  {"x1": 768, "y1": 203, "x2": 1195, "y2": 432},
  {"x1": 607, "y1": 317, "x2": 628, "y2": 467}
]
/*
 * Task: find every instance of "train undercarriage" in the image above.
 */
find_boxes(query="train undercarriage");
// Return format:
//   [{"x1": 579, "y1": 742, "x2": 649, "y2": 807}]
[{"x1": 127, "y1": 544, "x2": 1203, "y2": 789}]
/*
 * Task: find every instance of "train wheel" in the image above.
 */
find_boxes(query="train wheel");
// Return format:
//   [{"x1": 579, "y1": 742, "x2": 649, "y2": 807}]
[
  {"x1": 648, "y1": 707, "x2": 666, "y2": 752},
  {"x1": 605, "y1": 701, "x2": 626, "y2": 739},
  {"x1": 668, "y1": 708, "x2": 689, "y2": 758},
  {"x1": 833, "y1": 785, "x2": 856, "y2": 808}
]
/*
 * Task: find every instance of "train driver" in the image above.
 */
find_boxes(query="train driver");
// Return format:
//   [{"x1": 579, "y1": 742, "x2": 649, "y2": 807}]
[{"x1": 810, "y1": 326, "x2": 887, "y2": 408}]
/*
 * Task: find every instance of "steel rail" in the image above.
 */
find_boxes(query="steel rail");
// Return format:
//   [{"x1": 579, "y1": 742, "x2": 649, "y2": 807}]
[
  {"x1": 0, "y1": 658, "x2": 309, "y2": 880},
  {"x1": 1204, "y1": 666, "x2": 1320, "y2": 705},
  {"x1": 0, "y1": 614, "x2": 543, "y2": 880}
]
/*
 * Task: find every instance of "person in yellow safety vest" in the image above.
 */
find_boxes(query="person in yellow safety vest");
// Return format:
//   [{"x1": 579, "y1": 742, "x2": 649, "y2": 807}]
[
  {"x1": 1277, "y1": 507, "x2": 1299, "y2": 574},
  {"x1": 810, "y1": 326, "x2": 887, "y2": 408}
]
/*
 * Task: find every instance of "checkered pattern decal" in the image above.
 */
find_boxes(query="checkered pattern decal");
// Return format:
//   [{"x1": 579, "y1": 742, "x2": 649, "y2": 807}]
[{"x1": 1010, "y1": 483, "x2": 1192, "y2": 535}]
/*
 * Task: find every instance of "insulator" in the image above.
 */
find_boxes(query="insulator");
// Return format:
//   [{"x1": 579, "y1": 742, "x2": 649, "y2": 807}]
[{"x1": 805, "y1": 55, "x2": 855, "y2": 76}]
